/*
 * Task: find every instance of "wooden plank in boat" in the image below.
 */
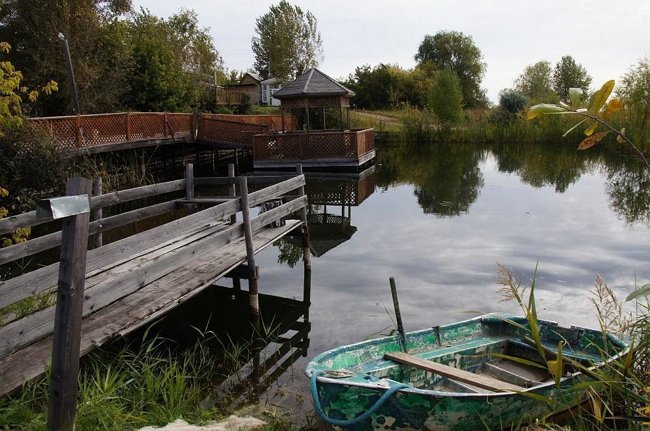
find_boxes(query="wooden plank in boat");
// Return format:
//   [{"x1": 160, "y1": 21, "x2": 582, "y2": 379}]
[{"x1": 384, "y1": 352, "x2": 526, "y2": 393}]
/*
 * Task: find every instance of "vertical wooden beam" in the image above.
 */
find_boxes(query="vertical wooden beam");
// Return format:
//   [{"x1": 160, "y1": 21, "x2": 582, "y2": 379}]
[
  {"x1": 238, "y1": 176, "x2": 259, "y2": 316},
  {"x1": 322, "y1": 107, "x2": 327, "y2": 130},
  {"x1": 47, "y1": 177, "x2": 92, "y2": 431},
  {"x1": 126, "y1": 112, "x2": 131, "y2": 141},
  {"x1": 75, "y1": 115, "x2": 82, "y2": 148},
  {"x1": 185, "y1": 163, "x2": 194, "y2": 200},
  {"x1": 296, "y1": 165, "x2": 312, "y2": 315},
  {"x1": 92, "y1": 176, "x2": 102, "y2": 248},
  {"x1": 228, "y1": 163, "x2": 237, "y2": 224}
]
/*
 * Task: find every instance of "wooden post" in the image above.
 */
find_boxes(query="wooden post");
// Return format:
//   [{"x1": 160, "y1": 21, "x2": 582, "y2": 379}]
[
  {"x1": 126, "y1": 112, "x2": 131, "y2": 141},
  {"x1": 92, "y1": 177, "x2": 102, "y2": 248},
  {"x1": 296, "y1": 165, "x2": 312, "y2": 312},
  {"x1": 239, "y1": 176, "x2": 259, "y2": 316},
  {"x1": 75, "y1": 115, "x2": 82, "y2": 148},
  {"x1": 389, "y1": 276, "x2": 407, "y2": 353},
  {"x1": 47, "y1": 177, "x2": 92, "y2": 431},
  {"x1": 185, "y1": 163, "x2": 194, "y2": 200},
  {"x1": 228, "y1": 163, "x2": 241, "y2": 290}
]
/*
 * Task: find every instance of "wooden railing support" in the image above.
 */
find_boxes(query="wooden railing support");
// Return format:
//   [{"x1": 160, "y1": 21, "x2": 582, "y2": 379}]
[
  {"x1": 239, "y1": 176, "x2": 259, "y2": 316},
  {"x1": 296, "y1": 165, "x2": 312, "y2": 309},
  {"x1": 92, "y1": 177, "x2": 103, "y2": 248},
  {"x1": 47, "y1": 177, "x2": 92, "y2": 431},
  {"x1": 75, "y1": 115, "x2": 82, "y2": 148},
  {"x1": 126, "y1": 112, "x2": 131, "y2": 141}
]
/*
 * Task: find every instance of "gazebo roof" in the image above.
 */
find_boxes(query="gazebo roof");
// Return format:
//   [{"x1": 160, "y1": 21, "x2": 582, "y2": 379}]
[{"x1": 273, "y1": 68, "x2": 355, "y2": 99}]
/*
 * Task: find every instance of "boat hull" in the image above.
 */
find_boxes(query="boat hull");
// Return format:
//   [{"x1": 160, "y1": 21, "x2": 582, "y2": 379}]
[{"x1": 306, "y1": 314, "x2": 627, "y2": 430}]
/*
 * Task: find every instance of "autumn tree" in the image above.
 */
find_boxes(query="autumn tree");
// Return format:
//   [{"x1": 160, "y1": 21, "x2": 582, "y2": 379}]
[
  {"x1": 251, "y1": 0, "x2": 323, "y2": 82},
  {"x1": 552, "y1": 55, "x2": 592, "y2": 102},
  {"x1": 514, "y1": 61, "x2": 555, "y2": 104},
  {"x1": 415, "y1": 31, "x2": 487, "y2": 109}
]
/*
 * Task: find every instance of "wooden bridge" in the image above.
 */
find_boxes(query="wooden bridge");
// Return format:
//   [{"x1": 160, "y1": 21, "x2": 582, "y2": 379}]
[
  {"x1": 25, "y1": 112, "x2": 375, "y2": 169},
  {"x1": 0, "y1": 165, "x2": 310, "y2": 398}
]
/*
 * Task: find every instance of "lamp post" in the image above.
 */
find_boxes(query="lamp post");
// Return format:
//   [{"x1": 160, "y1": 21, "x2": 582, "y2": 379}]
[{"x1": 57, "y1": 32, "x2": 81, "y2": 115}]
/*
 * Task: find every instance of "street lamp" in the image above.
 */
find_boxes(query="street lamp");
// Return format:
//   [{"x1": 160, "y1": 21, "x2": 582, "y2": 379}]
[{"x1": 58, "y1": 32, "x2": 81, "y2": 115}]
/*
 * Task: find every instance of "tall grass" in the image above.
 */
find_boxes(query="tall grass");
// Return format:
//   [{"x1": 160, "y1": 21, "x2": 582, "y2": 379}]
[
  {"x1": 0, "y1": 318, "x2": 293, "y2": 430},
  {"x1": 498, "y1": 264, "x2": 650, "y2": 430}
]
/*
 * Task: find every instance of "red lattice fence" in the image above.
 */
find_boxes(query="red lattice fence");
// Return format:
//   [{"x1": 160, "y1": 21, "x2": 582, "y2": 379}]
[
  {"x1": 27, "y1": 113, "x2": 195, "y2": 151},
  {"x1": 198, "y1": 116, "x2": 268, "y2": 147},
  {"x1": 252, "y1": 129, "x2": 375, "y2": 162}
]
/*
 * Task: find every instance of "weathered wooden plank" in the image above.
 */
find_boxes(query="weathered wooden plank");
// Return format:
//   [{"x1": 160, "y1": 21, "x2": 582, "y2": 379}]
[
  {"x1": 89, "y1": 179, "x2": 185, "y2": 210},
  {"x1": 0, "y1": 220, "x2": 302, "y2": 396},
  {"x1": 0, "y1": 179, "x2": 185, "y2": 236},
  {"x1": 250, "y1": 196, "x2": 308, "y2": 231},
  {"x1": 0, "y1": 201, "x2": 178, "y2": 267},
  {"x1": 384, "y1": 352, "x2": 525, "y2": 393},
  {"x1": 248, "y1": 175, "x2": 305, "y2": 207},
  {"x1": 0, "y1": 221, "x2": 239, "y2": 358},
  {"x1": 0, "y1": 199, "x2": 240, "y2": 309}
]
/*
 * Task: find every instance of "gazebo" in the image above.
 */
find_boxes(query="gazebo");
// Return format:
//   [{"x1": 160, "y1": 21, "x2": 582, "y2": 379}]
[{"x1": 252, "y1": 68, "x2": 375, "y2": 170}]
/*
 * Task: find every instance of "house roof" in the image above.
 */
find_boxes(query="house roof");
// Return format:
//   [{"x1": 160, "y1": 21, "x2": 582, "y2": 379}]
[
  {"x1": 239, "y1": 72, "x2": 261, "y2": 85},
  {"x1": 273, "y1": 68, "x2": 354, "y2": 99},
  {"x1": 260, "y1": 77, "x2": 281, "y2": 85}
]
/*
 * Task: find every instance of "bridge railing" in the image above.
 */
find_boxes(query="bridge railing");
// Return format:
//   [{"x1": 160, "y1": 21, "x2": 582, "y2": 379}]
[{"x1": 27, "y1": 112, "x2": 195, "y2": 151}]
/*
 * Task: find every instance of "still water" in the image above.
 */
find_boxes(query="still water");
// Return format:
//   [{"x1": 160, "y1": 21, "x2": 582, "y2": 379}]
[{"x1": 176, "y1": 142, "x2": 650, "y2": 419}]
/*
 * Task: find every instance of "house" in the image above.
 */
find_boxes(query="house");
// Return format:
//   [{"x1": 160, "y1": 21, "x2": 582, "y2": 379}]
[
  {"x1": 261, "y1": 78, "x2": 282, "y2": 107},
  {"x1": 216, "y1": 73, "x2": 283, "y2": 106}
]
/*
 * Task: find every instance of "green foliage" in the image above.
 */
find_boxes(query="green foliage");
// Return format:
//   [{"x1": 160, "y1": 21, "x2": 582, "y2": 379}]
[
  {"x1": 427, "y1": 68, "x2": 464, "y2": 127},
  {"x1": 499, "y1": 89, "x2": 527, "y2": 115},
  {"x1": 0, "y1": 0, "x2": 132, "y2": 115},
  {"x1": 127, "y1": 9, "x2": 221, "y2": 112},
  {"x1": 528, "y1": 80, "x2": 650, "y2": 169},
  {"x1": 415, "y1": 31, "x2": 487, "y2": 109},
  {"x1": 552, "y1": 55, "x2": 592, "y2": 103},
  {"x1": 252, "y1": 0, "x2": 322, "y2": 82},
  {"x1": 617, "y1": 59, "x2": 650, "y2": 146},
  {"x1": 514, "y1": 60, "x2": 556, "y2": 104},
  {"x1": 345, "y1": 63, "x2": 427, "y2": 110}
]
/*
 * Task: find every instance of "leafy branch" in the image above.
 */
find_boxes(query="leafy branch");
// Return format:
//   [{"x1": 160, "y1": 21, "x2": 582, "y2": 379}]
[{"x1": 528, "y1": 80, "x2": 650, "y2": 170}]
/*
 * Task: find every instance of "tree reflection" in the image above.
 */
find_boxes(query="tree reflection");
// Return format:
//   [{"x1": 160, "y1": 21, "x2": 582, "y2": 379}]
[
  {"x1": 605, "y1": 159, "x2": 650, "y2": 225},
  {"x1": 376, "y1": 144, "x2": 485, "y2": 216}
]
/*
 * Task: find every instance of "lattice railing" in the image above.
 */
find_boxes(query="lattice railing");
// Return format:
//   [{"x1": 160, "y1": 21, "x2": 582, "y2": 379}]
[
  {"x1": 27, "y1": 113, "x2": 195, "y2": 151},
  {"x1": 198, "y1": 116, "x2": 268, "y2": 147},
  {"x1": 252, "y1": 129, "x2": 375, "y2": 162}
]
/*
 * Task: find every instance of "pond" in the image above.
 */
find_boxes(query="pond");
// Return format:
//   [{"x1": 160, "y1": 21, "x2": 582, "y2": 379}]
[{"x1": 208, "y1": 141, "x2": 649, "y2": 421}]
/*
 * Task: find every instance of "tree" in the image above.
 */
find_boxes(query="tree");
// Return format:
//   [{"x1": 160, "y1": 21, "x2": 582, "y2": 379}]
[
  {"x1": 514, "y1": 61, "x2": 555, "y2": 104},
  {"x1": 127, "y1": 9, "x2": 222, "y2": 112},
  {"x1": 499, "y1": 89, "x2": 527, "y2": 115},
  {"x1": 0, "y1": 0, "x2": 132, "y2": 115},
  {"x1": 251, "y1": 1, "x2": 322, "y2": 82},
  {"x1": 344, "y1": 63, "x2": 426, "y2": 109},
  {"x1": 617, "y1": 59, "x2": 650, "y2": 145},
  {"x1": 552, "y1": 55, "x2": 591, "y2": 102},
  {"x1": 415, "y1": 31, "x2": 487, "y2": 109},
  {"x1": 428, "y1": 68, "x2": 464, "y2": 127}
]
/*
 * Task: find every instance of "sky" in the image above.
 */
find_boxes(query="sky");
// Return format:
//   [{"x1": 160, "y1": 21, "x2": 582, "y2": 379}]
[{"x1": 131, "y1": 0, "x2": 650, "y2": 104}]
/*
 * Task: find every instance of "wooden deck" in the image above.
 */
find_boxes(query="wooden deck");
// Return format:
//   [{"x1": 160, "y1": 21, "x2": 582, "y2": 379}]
[
  {"x1": 252, "y1": 129, "x2": 376, "y2": 169},
  {"x1": 25, "y1": 113, "x2": 375, "y2": 169},
  {"x1": 0, "y1": 168, "x2": 308, "y2": 396}
]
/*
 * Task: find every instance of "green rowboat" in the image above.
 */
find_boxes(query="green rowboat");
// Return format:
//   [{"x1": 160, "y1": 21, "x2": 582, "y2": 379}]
[{"x1": 306, "y1": 314, "x2": 628, "y2": 430}]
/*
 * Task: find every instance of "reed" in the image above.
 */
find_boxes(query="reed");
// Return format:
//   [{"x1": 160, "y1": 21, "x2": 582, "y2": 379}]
[
  {"x1": 0, "y1": 317, "x2": 293, "y2": 430},
  {"x1": 497, "y1": 263, "x2": 650, "y2": 430}
]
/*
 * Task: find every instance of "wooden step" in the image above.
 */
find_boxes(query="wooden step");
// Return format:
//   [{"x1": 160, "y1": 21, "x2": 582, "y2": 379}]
[{"x1": 384, "y1": 352, "x2": 526, "y2": 393}]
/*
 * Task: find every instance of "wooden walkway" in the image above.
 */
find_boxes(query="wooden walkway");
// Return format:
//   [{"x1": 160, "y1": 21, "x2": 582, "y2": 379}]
[{"x1": 0, "y1": 166, "x2": 309, "y2": 396}]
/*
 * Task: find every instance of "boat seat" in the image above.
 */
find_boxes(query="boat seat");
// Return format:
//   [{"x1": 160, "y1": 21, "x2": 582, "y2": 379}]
[{"x1": 384, "y1": 352, "x2": 526, "y2": 393}]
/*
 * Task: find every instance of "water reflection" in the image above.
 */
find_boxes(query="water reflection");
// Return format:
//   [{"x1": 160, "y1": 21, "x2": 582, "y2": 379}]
[{"x1": 376, "y1": 144, "x2": 485, "y2": 216}]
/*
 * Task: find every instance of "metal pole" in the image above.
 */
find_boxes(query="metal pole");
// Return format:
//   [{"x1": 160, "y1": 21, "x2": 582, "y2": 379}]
[
  {"x1": 389, "y1": 276, "x2": 408, "y2": 353},
  {"x1": 58, "y1": 33, "x2": 81, "y2": 115}
]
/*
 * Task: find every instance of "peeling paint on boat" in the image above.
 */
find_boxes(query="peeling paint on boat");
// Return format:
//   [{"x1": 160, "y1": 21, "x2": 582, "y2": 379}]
[{"x1": 306, "y1": 313, "x2": 628, "y2": 430}]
